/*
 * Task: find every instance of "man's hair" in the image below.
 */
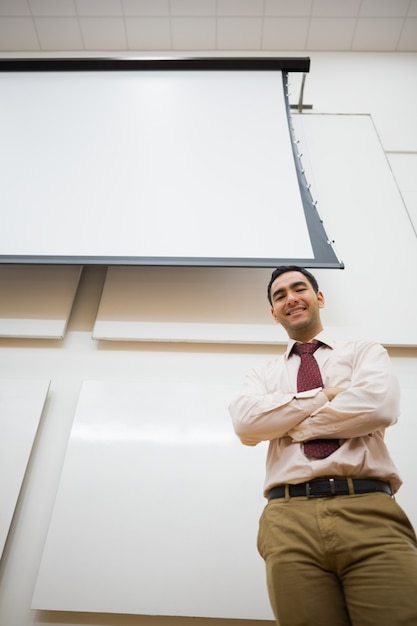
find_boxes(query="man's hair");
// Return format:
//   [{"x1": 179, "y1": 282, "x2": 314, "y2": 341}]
[{"x1": 267, "y1": 265, "x2": 319, "y2": 305}]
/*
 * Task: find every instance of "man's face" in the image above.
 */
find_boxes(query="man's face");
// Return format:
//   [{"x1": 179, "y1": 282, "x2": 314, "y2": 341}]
[{"x1": 269, "y1": 270, "x2": 325, "y2": 341}]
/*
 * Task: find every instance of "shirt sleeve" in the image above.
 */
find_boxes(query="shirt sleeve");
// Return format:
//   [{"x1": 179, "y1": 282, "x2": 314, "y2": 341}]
[
  {"x1": 288, "y1": 341, "x2": 400, "y2": 442},
  {"x1": 228, "y1": 364, "x2": 328, "y2": 446}
]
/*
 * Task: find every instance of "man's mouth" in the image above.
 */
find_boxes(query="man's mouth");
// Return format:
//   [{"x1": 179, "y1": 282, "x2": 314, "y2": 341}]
[{"x1": 287, "y1": 307, "x2": 306, "y2": 317}]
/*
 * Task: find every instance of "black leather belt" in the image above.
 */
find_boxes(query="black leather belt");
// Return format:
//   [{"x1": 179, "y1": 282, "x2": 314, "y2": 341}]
[{"x1": 268, "y1": 478, "x2": 392, "y2": 500}]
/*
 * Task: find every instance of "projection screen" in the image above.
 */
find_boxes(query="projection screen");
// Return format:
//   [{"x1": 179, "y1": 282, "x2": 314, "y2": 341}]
[{"x1": 0, "y1": 57, "x2": 342, "y2": 268}]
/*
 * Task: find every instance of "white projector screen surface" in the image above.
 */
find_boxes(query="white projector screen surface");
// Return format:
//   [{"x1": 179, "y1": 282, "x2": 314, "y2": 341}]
[{"x1": 0, "y1": 58, "x2": 341, "y2": 268}]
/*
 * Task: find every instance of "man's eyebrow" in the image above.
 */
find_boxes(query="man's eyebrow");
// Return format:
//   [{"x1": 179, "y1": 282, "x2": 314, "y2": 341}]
[{"x1": 271, "y1": 280, "x2": 309, "y2": 299}]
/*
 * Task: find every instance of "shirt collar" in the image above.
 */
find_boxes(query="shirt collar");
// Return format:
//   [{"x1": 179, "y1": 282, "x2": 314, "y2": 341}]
[{"x1": 284, "y1": 329, "x2": 335, "y2": 360}]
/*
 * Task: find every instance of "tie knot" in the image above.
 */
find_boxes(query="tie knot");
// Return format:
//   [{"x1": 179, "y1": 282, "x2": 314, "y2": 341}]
[{"x1": 292, "y1": 342, "x2": 321, "y2": 356}]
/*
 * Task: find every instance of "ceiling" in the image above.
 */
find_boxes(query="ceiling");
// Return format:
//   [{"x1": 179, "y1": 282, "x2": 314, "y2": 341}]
[{"x1": 0, "y1": 0, "x2": 416, "y2": 55}]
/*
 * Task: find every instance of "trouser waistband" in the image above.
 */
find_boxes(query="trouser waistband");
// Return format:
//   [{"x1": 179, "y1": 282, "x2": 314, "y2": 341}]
[{"x1": 268, "y1": 478, "x2": 392, "y2": 500}]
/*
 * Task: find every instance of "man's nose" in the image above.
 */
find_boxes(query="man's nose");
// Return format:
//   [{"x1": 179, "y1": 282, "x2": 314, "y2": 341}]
[{"x1": 287, "y1": 291, "x2": 298, "y2": 302}]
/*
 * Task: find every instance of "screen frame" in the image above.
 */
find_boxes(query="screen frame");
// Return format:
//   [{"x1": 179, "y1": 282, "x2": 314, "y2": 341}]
[{"x1": 0, "y1": 56, "x2": 343, "y2": 269}]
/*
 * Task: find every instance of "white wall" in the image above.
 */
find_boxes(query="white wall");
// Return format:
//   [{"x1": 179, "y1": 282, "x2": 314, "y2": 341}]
[{"x1": 0, "y1": 51, "x2": 416, "y2": 626}]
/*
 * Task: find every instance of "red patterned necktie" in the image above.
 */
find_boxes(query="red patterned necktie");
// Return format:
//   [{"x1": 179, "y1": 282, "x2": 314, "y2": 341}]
[{"x1": 292, "y1": 342, "x2": 339, "y2": 459}]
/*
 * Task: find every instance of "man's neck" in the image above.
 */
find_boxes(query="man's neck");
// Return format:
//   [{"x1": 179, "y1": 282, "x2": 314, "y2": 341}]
[{"x1": 289, "y1": 327, "x2": 323, "y2": 344}]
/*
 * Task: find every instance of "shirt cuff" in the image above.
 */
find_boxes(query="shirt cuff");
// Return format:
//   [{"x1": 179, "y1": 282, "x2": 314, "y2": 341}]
[
  {"x1": 295, "y1": 386, "x2": 323, "y2": 399},
  {"x1": 290, "y1": 391, "x2": 329, "y2": 441}
]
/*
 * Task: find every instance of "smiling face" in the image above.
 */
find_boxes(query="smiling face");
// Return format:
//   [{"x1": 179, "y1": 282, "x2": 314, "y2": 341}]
[{"x1": 270, "y1": 270, "x2": 325, "y2": 342}]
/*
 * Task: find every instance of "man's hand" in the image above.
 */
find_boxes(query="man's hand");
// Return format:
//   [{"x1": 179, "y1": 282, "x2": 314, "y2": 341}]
[{"x1": 323, "y1": 387, "x2": 346, "y2": 401}]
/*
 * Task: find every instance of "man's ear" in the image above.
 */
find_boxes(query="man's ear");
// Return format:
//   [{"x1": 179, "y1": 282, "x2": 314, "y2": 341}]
[
  {"x1": 317, "y1": 290, "x2": 325, "y2": 308},
  {"x1": 271, "y1": 307, "x2": 279, "y2": 323}
]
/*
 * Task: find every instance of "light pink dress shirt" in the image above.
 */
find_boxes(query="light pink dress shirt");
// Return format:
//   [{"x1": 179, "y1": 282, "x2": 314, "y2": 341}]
[{"x1": 229, "y1": 330, "x2": 402, "y2": 496}]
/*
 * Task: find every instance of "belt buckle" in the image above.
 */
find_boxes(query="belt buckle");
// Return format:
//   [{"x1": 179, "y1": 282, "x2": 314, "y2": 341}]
[{"x1": 305, "y1": 478, "x2": 336, "y2": 498}]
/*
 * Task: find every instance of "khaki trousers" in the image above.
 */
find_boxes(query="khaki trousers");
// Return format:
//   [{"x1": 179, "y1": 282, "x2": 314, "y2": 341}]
[{"x1": 257, "y1": 492, "x2": 417, "y2": 626}]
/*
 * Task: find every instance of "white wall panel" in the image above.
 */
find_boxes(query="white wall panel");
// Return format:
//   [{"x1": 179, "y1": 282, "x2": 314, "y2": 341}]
[
  {"x1": 32, "y1": 379, "x2": 273, "y2": 620},
  {"x1": 401, "y1": 191, "x2": 417, "y2": 232},
  {"x1": 387, "y1": 153, "x2": 417, "y2": 233},
  {"x1": 295, "y1": 53, "x2": 417, "y2": 153},
  {"x1": 292, "y1": 113, "x2": 417, "y2": 346},
  {"x1": 0, "y1": 265, "x2": 82, "y2": 338},
  {"x1": 0, "y1": 379, "x2": 50, "y2": 557},
  {"x1": 385, "y1": 355, "x2": 417, "y2": 527},
  {"x1": 386, "y1": 153, "x2": 417, "y2": 190},
  {"x1": 94, "y1": 115, "x2": 417, "y2": 346},
  {"x1": 93, "y1": 265, "x2": 281, "y2": 344}
]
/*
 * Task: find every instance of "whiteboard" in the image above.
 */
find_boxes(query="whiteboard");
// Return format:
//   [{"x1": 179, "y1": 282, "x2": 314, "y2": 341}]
[
  {"x1": 0, "y1": 379, "x2": 50, "y2": 557},
  {"x1": 31, "y1": 380, "x2": 273, "y2": 619},
  {"x1": 0, "y1": 265, "x2": 82, "y2": 338},
  {"x1": 0, "y1": 58, "x2": 340, "y2": 268}
]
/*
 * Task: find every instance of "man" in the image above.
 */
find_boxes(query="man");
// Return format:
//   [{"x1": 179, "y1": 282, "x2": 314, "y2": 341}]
[{"x1": 229, "y1": 265, "x2": 417, "y2": 625}]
